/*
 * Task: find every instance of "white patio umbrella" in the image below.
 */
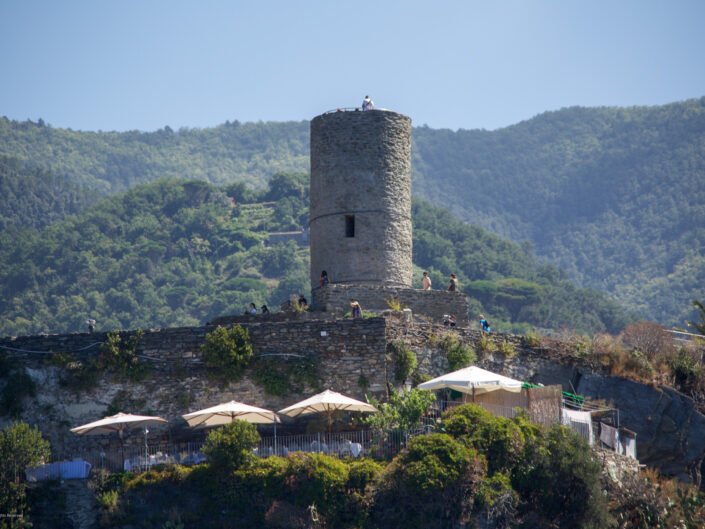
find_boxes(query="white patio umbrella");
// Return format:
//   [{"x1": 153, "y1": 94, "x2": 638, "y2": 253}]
[
  {"x1": 182, "y1": 400, "x2": 280, "y2": 428},
  {"x1": 70, "y1": 412, "x2": 168, "y2": 467},
  {"x1": 183, "y1": 400, "x2": 280, "y2": 454},
  {"x1": 278, "y1": 389, "x2": 377, "y2": 433},
  {"x1": 417, "y1": 366, "x2": 523, "y2": 400}
]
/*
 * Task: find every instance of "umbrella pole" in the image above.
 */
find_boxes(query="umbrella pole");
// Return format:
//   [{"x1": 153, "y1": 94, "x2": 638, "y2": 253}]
[
  {"x1": 144, "y1": 427, "x2": 149, "y2": 472},
  {"x1": 274, "y1": 421, "x2": 277, "y2": 456},
  {"x1": 119, "y1": 430, "x2": 125, "y2": 472}
]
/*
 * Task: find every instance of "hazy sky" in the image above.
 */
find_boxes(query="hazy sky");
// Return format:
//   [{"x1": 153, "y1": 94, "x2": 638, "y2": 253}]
[{"x1": 2, "y1": 0, "x2": 704, "y2": 132}]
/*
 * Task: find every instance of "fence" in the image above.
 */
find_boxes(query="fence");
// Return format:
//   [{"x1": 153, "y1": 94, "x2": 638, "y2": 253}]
[{"x1": 71, "y1": 398, "x2": 634, "y2": 475}]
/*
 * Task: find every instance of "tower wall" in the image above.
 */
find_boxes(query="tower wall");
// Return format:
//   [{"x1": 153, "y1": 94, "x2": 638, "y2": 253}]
[{"x1": 309, "y1": 110, "x2": 412, "y2": 290}]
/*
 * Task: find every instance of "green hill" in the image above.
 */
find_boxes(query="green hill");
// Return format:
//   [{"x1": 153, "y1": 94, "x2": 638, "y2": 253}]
[
  {"x1": 411, "y1": 98, "x2": 705, "y2": 326},
  {"x1": 0, "y1": 117, "x2": 309, "y2": 192},
  {"x1": 2, "y1": 97, "x2": 704, "y2": 325},
  {"x1": 0, "y1": 155, "x2": 99, "y2": 231},
  {"x1": 0, "y1": 178, "x2": 628, "y2": 336}
]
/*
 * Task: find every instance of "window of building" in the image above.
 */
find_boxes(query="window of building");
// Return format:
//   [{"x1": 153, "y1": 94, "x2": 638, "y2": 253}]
[{"x1": 345, "y1": 215, "x2": 355, "y2": 237}]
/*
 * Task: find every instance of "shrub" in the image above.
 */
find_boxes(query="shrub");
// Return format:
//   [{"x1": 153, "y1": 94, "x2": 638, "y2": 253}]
[
  {"x1": 443, "y1": 404, "x2": 526, "y2": 476},
  {"x1": 282, "y1": 452, "x2": 351, "y2": 526},
  {"x1": 97, "y1": 489, "x2": 119, "y2": 512},
  {"x1": 475, "y1": 472, "x2": 519, "y2": 528},
  {"x1": 98, "y1": 330, "x2": 149, "y2": 381},
  {"x1": 513, "y1": 425, "x2": 611, "y2": 529},
  {"x1": 202, "y1": 421, "x2": 260, "y2": 472},
  {"x1": 620, "y1": 321, "x2": 675, "y2": 360},
  {"x1": 201, "y1": 325, "x2": 253, "y2": 380},
  {"x1": 670, "y1": 347, "x2": 702, "y2": 395},
  {"x1": 369, "y1": 433, "x2": 485, "y2": 529},
  {"x1": 388, "y1": 341, "x2": 417, "y2": 384},
  {"x1": 365, "y1": 388, "x2": 436, "y2": 431},
  {"x1": 522, "y1": 331, "x2": 542, "y2": 348},
  {"x1": 478, "y1": 334, "x2": 497, "y2": 355},
  {"x1": 498, "y1": 340, "x2": 517, "y2": 358},
  {"x1": 439, "y1": 333, "x2": 476, "y2": 370},
  {"x1": 386, "y1": 297, "x2": 402, "y2": 311},
  {"x1": 346, "y1": 459, "x2": 384, "y2": 493}
]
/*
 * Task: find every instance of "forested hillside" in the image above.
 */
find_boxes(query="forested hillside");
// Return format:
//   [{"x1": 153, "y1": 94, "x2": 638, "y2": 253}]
[
  {"x1": 0, "y1": 117, "x2": 309, "y2": 192},
  {"x1": 0, "y1": 178, "x2": 628, "y2": 336},
  {"x1": 412, "y1": 97, "x2": 705, "y2": 326},
  {"x1": 2, "y1": 97, "x2": 703, "y2": 325},
  {"x1": 0, "y1": 156, "x2": 99, "y2": 231}
]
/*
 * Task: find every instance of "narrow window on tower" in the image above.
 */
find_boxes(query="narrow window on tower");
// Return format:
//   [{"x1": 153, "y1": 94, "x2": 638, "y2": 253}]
[{"x1": 345, "y1": 215, "x2": 355, "y2": 237}]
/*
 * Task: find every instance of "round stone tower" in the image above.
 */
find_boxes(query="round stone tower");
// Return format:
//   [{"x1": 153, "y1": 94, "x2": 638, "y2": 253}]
[{"x1": 309, "y1": 109, "x2": 412, "y2": 290}]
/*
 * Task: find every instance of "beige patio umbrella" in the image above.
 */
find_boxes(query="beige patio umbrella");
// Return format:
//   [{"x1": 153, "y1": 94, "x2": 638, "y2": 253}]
[
  {"x1": 70, "y1": 412, "x2": 168, "y2": 467},
  {"x1": 278, "y1": 389, "x2": 377, "y2": 433},
  {"x1": 182, "y1": 400, "x2": 280, "y2": 428},
  {"x1": 417, "y1": 366, "x2": 522, "y2": 401},
  {"x1": 183, "y1": 400, "x2": 281, "y2": 453}
]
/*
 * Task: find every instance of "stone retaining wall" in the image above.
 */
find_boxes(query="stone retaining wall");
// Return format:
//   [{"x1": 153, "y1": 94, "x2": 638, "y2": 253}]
[
  {"x1": 312, "y1": 284, "x2": 470, "y2": 326},
  {"x1": 3, "y1": 317, "x2": 705, "y2": 487}
]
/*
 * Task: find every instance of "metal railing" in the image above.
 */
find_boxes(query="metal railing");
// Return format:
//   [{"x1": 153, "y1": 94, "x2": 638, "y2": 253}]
[{"x1": 74, "y1": 399, "x2": 635, "y2": 474}]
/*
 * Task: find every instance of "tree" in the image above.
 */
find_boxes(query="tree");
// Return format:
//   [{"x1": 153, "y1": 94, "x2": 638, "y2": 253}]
[
  {"x1": 365, "y1": 389, "x2": 436, "y2": 431},
  {"x1": 0, "y1": 422, "x2": 50, "y2": 484},
  {"x1": 202, "y1": 421, "x2": 260, "y2": 472},
  {"x1": 620, "y1": 321, "x2": 675, "y2": 360},
  {"x1": 0, "y1": 422, "x2": 50, "y2": 529},
  {"x1": 200, "y1": 325, "x2": 253, "y2": 379}
]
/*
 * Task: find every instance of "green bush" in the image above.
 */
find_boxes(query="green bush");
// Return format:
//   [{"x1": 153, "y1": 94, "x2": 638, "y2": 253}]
[
  {"x1": 499, "y1": 340, "x2": 517, "y2": 358},
  {"x1": 98, "y1": 330, "x2": 149, "y2": 382},
  {"x1": 443, "y1": 404, "x2": 526, "y2": 476},
  {"x1": 439, "y1": 333, "x2": 477, "y2": 370},
  {"x1": 670, "y1": 347, "x2": 702, "y2": 394},
  {"x1": 201, "y1": 325, "x2": 253, "y2": 380},
  {"x1": 97, "y1": 489, "x2": 119, "y2": 512},
  {"x1": 475, "y1": 472, "x2": 518, "y2": 528},
  {"x1": 513, "y1": 425, "x2": 611, "y2": 529},
  {"x1": 202, "y1": 421, "x2": 260, "y2": 472},
  {"x1": 0, "y1": 422, "x2": 51, "y2": 527},
  {"x1": 365, "y1": 388, "x2": 436, "y2": 431},
  {"x1": 282, "y1": 452, "x2": 352, "y2": 526},
  {"x1": 369, "y1": 433, "x2": 485, "y2": 529},
  {"x1": 522, "y1": 331, "x2": 542, "y2": 348},
  {"x1": 346, "y1": 459, "x2": 384, "y2": 493},
  {"x1": 388, "y1": 341, "x2": 417, "y2": 384}
]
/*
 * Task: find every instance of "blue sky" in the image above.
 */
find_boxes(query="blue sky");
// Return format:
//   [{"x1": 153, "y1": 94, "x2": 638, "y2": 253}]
[{"x1": 1, "y1": 0, "x2": 704, "y2": 132}]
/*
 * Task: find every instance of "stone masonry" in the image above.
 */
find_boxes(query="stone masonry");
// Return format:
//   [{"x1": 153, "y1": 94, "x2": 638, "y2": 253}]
[
  {"x1": 312, "y1": 283, "x2": 470, "y2": 326},
  {"x1": 309, "y1": 109, "x2": 413, "y2": 289},
  {"x1": 3, "y1": 317, "x2": 705, "y2": 487}
]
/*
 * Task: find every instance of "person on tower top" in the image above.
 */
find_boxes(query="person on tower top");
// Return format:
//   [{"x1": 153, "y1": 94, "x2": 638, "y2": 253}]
[{"x1": 362, "y1": 95, "x2": 374, "y2": 111}]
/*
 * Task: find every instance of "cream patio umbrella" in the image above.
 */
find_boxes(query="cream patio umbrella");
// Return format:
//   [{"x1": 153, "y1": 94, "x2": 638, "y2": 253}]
[
  {"x1": 182, "y1": 400, "x2": 280, "y2": 428},
  {"x1": 70, "y1": 412, "x2": 168, "y2": 468},
  {"x1": 278, "y1": 389, "x2": 377, "y2": 434},
  {"x1": 417, "y1": 366, "x2": 522, "y2": 401},
  {"x1": 182, "y1": 400, "x2": 280, "y2": 454}
]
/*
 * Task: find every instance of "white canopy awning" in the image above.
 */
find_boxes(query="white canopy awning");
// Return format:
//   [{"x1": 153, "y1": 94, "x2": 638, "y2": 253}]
[{"x1": 417, "y1": 366, "x2": 523, "y2": 395}]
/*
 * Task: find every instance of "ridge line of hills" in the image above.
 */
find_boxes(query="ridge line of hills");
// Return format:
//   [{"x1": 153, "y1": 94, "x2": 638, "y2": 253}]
[{"x1": 2, "y1": 96, "x2": 705, "y2": 326}]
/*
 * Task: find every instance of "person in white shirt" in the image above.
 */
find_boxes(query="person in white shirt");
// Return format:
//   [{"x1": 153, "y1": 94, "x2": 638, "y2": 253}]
[
  {"x1": 421, "y1": 271, "x2": 432, "y2": 290},
  {"x1": 362, "y1": 95, "x2": 374, "y2": 111}
]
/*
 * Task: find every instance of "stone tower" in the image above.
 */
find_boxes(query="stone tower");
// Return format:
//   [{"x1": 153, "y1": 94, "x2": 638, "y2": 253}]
[{"x1": 309, "y1": 109, "x2": 413, "y2": 291}]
